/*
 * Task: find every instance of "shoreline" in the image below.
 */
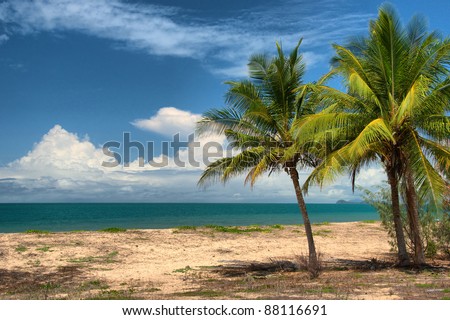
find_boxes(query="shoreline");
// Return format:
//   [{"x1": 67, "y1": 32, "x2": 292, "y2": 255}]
[{"x1": 0, "y1": 219, "x2": 381, "y2": 235}]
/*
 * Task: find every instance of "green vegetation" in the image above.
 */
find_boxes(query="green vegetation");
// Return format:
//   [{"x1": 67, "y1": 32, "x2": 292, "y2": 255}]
[
  {"x1": 174, "y1": 290, "x2": 224, "y2": 298},
  {"x1": 269, "y1": 224, "x2": 284, "y2": 229},
  {"x1": 88, "y1": 289, "x2": 139, "y2": 300},
  {"x1": 415, "y1": 283, "x2": 435, "y2": 288},
  {"x1": 313, "y1": 222, "x2": 330, "y2": 226},
  {"x1": 362, "y1": 185, "x2": 450, "y2": 258},
  {"x1": 175, "y1": 225, "x2": 197, "y2": 230},
  {"x1": 36, "y1": 246, "x2": 52, "y2": 252},
  {"x1": 15, "y1": 245, "x2": 27, "y2": 253},
  {"x1": 173, "y1": 266, "x2": 193, "y2": 273},
  {"x1": 25, "y1": 230, "x2": 50, "y2": 234},
  {"x1": 204, "y1": 225, "x2": 272, "y2": 233},
  {"x1": 68, "y1": 251, "x2": 119, "y2": 264},
  {"x1": 197, "y1": 40, "x2": 321, "y2": 276},
  {"x1": 80, "y1": 280, "x2": 110, "y2": 290},
  {"x1": 99, "y1": 227, "x2": 127, "y2": 233},
  {"x1": 313, "y1": 229, "x2": 332, "y2": 237},
  {"x1": 294, "y1": 4, "x2": 449, "y2": 267}
]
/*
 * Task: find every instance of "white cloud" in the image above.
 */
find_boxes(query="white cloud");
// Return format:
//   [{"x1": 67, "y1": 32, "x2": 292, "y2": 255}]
[
  {"x1": 131, "y1": 107, "x2": 201, "y2": 137},
  {"x1": 0, "y1": 108, "x2": 386, "y2": 202},
  {"x1": 0, "y1": 122, "x2": 385, "y2": 203},
  {"x1": 0, "y1": 0, "x2": 372, "y2": 77},
  {"x1": 0, "y1": 34, "x2": 8, "y2": 44}
]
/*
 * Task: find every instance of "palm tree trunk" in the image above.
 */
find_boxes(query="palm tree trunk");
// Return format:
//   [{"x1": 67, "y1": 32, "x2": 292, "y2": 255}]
[
  {"x1": 404, "y1": 169, "x2": 426, "y2": 265},
  {"x1": 288, "y1": 167, "x2": 319, "y2": 276},
  {"x1": 387, "y1": 168, "x2": 411, "y2": 266}
]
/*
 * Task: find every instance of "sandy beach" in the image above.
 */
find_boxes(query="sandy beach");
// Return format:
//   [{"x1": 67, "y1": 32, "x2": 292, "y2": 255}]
[{"x1": 0, "y1": 222, "x2": 449, "y2": 300}]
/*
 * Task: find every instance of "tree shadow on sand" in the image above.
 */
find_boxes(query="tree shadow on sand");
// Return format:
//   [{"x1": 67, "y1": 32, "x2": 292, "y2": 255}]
[{"x1": 0, "y1": 266, "x2": 85, "y2": 299}]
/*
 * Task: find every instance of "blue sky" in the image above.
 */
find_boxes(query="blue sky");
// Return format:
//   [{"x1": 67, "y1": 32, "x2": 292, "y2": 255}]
[{"x1": 0, "y1": 0, "x2": 448, "y2": 202}]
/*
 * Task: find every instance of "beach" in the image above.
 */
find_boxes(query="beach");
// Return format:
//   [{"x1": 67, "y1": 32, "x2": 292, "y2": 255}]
[{"x1": 0, "y1": 222, "x2": 449, "y2": 300}]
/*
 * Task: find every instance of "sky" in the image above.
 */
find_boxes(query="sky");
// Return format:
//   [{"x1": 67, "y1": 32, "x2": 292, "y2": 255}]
[{"x1": 0, "y1": 0, "x2": 448, "y2": 203}]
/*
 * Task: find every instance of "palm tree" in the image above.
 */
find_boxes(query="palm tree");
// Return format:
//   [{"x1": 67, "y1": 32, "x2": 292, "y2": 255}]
[
  {"x1": 197, "y1": 40, "x2": 321, "y2": 275},
  {"x1": 294, "y1": 5, "x2": 450, "y2": 266}
]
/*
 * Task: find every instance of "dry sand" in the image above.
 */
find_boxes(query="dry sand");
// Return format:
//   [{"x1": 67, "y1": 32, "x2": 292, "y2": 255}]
[{"x1": 0, "y1": 222, "x2": 448, "y2": 299}]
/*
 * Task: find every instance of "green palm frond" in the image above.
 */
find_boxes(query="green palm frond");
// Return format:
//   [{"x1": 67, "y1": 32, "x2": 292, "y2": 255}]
[{"x1": 406, "y1": 129, "x2": 446, "y2": 211}]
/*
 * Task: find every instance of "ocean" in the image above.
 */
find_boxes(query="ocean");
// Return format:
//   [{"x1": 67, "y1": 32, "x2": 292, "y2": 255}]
[{"x1": 0, "y1": 203, "x2": 378, "y2": 233}]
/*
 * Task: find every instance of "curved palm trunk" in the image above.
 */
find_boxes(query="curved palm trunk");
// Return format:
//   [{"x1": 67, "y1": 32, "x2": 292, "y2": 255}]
[
  {"x1": 387, "y1": 168, "x2": 411, "y2": 266},
  {"x1": 288, "y1": 167, "x2": 319, "y2": 276},
  {"x1": 404, "y1": 169, "x2": 426, "y2": 265}
]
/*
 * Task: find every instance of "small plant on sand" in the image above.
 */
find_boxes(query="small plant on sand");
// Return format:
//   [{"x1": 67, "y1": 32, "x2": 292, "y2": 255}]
[
  {"x1": 25, "y1": 230, "x2": 50, "y2": 234},
  {"x1": 175, "y1": 225, "x2": 197, "y2": 231},
  {"x1": 204, "y1": 225, "x2": 272, "y2": 233},
  {"x1": 313, "y1": 222, "x2": 330, "y2": 226},
  {"x1": 295, "y1": 253, "x2": 323, "y2": 278},
  {"x1": 270, "y1": 224, "x2": 284, "y2": 230},
  {"x1": 313, "y1": 229, "x2": 332, "y2": 237},
  {"x1": 36, "y1": 246, "x2": 52, "y2": 252},
  {"x1": 99, "y1": 227, "x2": 127, "y2": 233},
  {"x1": 173, "y1": 266, "x2": 193, "y2": 273},
  {"x1": 15, "y1": 245, "x2": 27, "y2": 252}
]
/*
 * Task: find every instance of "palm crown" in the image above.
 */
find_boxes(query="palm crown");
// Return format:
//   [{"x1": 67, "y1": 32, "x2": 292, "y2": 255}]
[
  {"x1": 197, "y1": 40, "x2": 318, "y2": 187},
  {"x1": 294, "y1": 4, "x2": 450, "y2": 265}
]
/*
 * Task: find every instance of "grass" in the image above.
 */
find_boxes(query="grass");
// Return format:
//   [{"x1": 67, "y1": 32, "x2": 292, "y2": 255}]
[
  {"x1": 204, "y1": 225, "x2": 272, "y2": 234},
  {"x1": 415, "y1": 283, "x2": 435, "y2": 288},
  {"x1": 175, "y1": 225, "x2": 197, "y2": 230},
  {"x1": 68, "y1": 251, "x2": 119, "y2": 264},
  {"x1": 40, "y1": 282, "x2": 60, "y2": 290},
  {"x1": 24, "y1": 230, "x2": 50, "y2": 234},
  {"x1": 313, "y1": 229, "x2": 332, "y2": 236},
  {"x1": 269, "y1": 224, "x2": 284, "y2": 229},
  {"x1": 99, "y1": 227, "x2": 127, "y2": 233},
  {"x1": 15, "y1": 245, "x2": 27, "y2": 252},
  {"x1": 313, "y1": 221, "x2": 330, "y2": 226},
  {"x1": 174, "y1": 290, "x2": 224, "y2": 298},
  {"x1": 80, "y1": 280, "x2": 110, "y2": 290},
  {"x1": 36, "y1": 246, "x2": 52, "y2": 252},
  {"x1": 173, "y1": 266, "x2": 193, "y2": 273},
  {"x1": 88, "y1": 289, "x2": 140, "y2": 300},
  {"x1": 361, "y1": 220, "x2": 377, "y2": 223},
  {"x1": 321, "y1": 285, "x2": 337, "y2": 294}
]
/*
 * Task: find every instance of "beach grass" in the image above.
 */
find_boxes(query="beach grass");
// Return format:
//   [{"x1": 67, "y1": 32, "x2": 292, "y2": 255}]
[
  {"x1": 15, "y1": 245, "x2": 27, "y2": 252},
  {"x1": 99, "y1": 227, "x2": 127, "y2": 233},
  {"x1": 176, "y1": 225, "x2": 197, "y2": 230},
  {"x1": 24, "y1": 230, "x2": 50, "y2": 234},
  {"x1": 204, "y1": 225, "x2": 273, "y2": 233}
]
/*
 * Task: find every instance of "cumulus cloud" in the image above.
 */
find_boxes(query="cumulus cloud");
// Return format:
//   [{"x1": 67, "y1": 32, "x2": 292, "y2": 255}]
[
  {"x1": 0, "y1": 0, "x2": 372, "y2": 76},
  {"x1": 0, "y1": 119, "x2": 386, "y2": 203},
  {"x1": 131, "y1": 107, "x2": 201, "y2": 137}
]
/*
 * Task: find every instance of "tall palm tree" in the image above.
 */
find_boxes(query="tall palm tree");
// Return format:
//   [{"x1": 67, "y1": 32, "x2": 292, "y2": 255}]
[
  {"x1": 294, "y1": 5, "x2": 450, "y2": 266},
  {"x1": 197, "y1": 40, "x2": 321, "y2": 275}
]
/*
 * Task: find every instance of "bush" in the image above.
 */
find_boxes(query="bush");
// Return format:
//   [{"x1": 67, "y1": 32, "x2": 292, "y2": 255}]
[{"x1": 360, "y1": 184, "x2": 449, "y2": 259}]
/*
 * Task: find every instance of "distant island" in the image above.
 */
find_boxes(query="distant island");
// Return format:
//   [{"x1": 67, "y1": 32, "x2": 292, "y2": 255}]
[{"x1": 336, "y1": 199, "x2": 365, "y2": 204}]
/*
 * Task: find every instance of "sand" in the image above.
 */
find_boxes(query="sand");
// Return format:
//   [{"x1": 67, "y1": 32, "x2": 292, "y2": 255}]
[{"x1": 0, "y1": 222, "x2": 448, "y2": 299}]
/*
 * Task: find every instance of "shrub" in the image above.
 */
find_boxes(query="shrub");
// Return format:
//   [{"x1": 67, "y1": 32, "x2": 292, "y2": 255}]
[{"x1": 360, "y1": 184, "x2": 449, "y2": 259}]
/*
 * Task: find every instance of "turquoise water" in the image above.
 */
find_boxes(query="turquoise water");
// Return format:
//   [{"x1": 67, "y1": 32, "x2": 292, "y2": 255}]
[{"x1": 0, "y1": 203, "x2": 378, "y2": 233}]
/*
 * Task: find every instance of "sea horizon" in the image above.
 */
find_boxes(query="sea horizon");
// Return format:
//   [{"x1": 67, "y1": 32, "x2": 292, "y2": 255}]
[{"x1": 0, "y1": 202, "x2": 377, "y2": 233}]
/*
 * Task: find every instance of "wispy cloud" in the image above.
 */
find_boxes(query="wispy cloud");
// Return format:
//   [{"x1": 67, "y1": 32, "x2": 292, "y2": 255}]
[{"x1": 0, "y1": 0, "x2": 374, "y2": 77}]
